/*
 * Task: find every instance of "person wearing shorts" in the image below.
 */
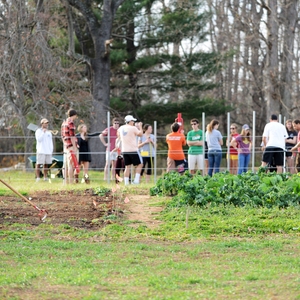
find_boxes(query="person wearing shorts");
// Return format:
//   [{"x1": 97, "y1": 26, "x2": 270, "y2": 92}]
[
  {"x1": 187, "y1": 118, "x2": 204, "y2": 175},
  {"x1": 117, "y1": 115, "x2": 143, "y2": 185},
  {"x1": 226, "y1": 123, "x2": 239, "y2": 174},
  {"x1": 166, "y1": 122, "x2": 187, "y2": 174},
  {"x1": 35, "y1": 118, "x2": 53, "y2": 182},
  {"x1": 261, "y1": 114, "x2": 288, "y2": 173},
  {"x1": 99, "y1": 118, "x2": 120, "y2": 180}
]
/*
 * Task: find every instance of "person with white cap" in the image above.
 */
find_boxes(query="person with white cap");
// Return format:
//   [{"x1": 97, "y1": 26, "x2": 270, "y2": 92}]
[
  {"x1": 261, "y1": 114, "x2": 288, "y2": 173},
  {"x1": 230, "y1": 124, "x2": 252, "y2": 174},
  {"x1": 117, "y1": 115, "x2": 143, "y2": 185},
  {"x1": 35, "y1": 118, "x2": 53, "y2": 182}
]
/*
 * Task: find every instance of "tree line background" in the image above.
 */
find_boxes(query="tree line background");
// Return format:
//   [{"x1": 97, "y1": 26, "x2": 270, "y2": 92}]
[{"x1": 0, "y1": 0, "x2": 299, "y2": 168}]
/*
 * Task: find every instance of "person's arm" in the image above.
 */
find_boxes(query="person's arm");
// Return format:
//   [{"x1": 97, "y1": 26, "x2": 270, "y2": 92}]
[
  {"x1": 291, "y1": 140, "x2": 300, "y2": 151},
  {"x1": 99, "y1": 129, "x2": 108, "y2": 147},
  {"x1": 219, "y1": 133, "x2": 223, "y2": 146},
  {"x1": 88, "y1": 132, "x2": 101, "y2": 137},
  {"x1": 150, "y1": 134, "x2": 157, "y2": 148},
  {"x1": 187, "y1": 134, "x2": 203, "y2": 147},
  {"x1": 136, "y1": 122, "x2": 143, "y2": 137},
  {"x1": 262, "y1": 136, "x2": 268, "y2": 149},
  {"x1": 138, "y1": 137, "x2": 145, "y2": 148},
  {"x1": 230, "y1": 138, "x2": 238, "y2": 149}
]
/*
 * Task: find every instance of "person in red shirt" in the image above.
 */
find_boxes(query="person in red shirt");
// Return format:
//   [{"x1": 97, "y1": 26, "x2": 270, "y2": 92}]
[
  {"x1": 166, "y1": 122, "x2": 187, "y2": 173},
  {"x1": 61, "y1": 109, "x2": 78, "y2": 184}
]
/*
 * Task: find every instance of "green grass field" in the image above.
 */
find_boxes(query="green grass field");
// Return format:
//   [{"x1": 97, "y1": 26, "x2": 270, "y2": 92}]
[{"x1": 0, "y1": 170, "x2": 299, "y2": 299}]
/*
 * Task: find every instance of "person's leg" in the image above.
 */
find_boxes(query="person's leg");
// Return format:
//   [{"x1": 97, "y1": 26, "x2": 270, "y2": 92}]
[
  {"x1": 273, "y1": 148, "x2": 284, "y2": 174},
  {"x1": 110, "y1": 152, "x2": 118, "y2": 180},
  {"x1": 124, "y1": 165, "x2": 131, "y2": 185},
  {"x1": 196, "y1": 154, "x2": 204, "y2": 175},
  {"x1": 214, "y1": 151, "x2": 222, "y2": 173},
  {"x1": 208, "y1": 152, "x2": 214, "y2": 176},
  {"x1": 188, "y1": 154, "x2": 196, "y2": 174},
  {"x1": 296, "y1": 153, "x2": 300, "y2": 173},
  {"x1": 146, "y1": 157, "x2": 154, "y2": 183},
  {"x1": 237, "y1": 154, "x2": 244, "y2": 174},
  {"x1": 167, "y1": 157, "x2": 176, "y2": 172},
  {"x1": 43, "y1": 164, "x2": 49, "y2": 180},
  {"x1": 35, "y1": 153, "x2": 43, "y2": 180},
  {"x1": 244, "y1": 153, "x2": 251, "y2": 172},
  {"x1": 66, "y1": 152, "x2": 74, "y2": 184},
  {"x1": 35, "y1": 163, "x2": 41, "y2": 180},
  {"x1": 232, "y1": 156, "x2": 238, "y2": 175}
]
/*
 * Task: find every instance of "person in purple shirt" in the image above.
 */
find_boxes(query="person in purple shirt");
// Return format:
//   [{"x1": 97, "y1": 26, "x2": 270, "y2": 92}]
[{"x1": 230, "y1": 124, "x2": 252, "y2": 174}]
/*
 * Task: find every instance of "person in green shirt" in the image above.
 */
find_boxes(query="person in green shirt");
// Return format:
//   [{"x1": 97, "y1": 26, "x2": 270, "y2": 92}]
[{"x1": 187, "y1": 118, "x2": 204, "y2": 174}]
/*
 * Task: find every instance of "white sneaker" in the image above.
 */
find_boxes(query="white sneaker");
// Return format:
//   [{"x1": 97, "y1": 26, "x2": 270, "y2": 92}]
[
  {"x1": 132, "y1": 181, "x2": 139, "y2": 185},
  {"x1": 36, "y1": 178, "x2": 40, "y2": 182},
  {"x1": 44, "y1": 178, "x2": 49, "y2": 181}
]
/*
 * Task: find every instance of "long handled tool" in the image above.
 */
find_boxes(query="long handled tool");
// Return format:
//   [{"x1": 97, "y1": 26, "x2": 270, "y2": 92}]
[
  {"x1": 69, "y1": 150, "x2": 80, "y2": 174},
  {"x1": 0, "y1": 179, "x2": 48, "y2": 221}
]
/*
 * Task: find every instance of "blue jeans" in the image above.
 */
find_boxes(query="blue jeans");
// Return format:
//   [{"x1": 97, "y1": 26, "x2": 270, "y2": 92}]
[
  {"x1": 208, "y1": 150, "x2": 222, "y2": 176},
  {"x1": 238, "y1": 153, "x2": 250, "y2": 174}
]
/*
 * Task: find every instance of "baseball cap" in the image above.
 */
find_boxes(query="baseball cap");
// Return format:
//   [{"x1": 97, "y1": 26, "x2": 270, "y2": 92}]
[
  {"x1": 40, "y1": 118, "x2": 49, "y2": 124},
  {"x1": 242, "y1": 124, "x2": 250, "y2": 130},
  {"x1": 124, "y1": 115, "x2": 137, "y2": 123}
]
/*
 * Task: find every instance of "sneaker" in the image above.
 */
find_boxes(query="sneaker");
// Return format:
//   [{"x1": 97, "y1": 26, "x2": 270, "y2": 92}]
[
  {"x1": 44, "y1": 178, "x2": 49, "y2": 181},
  {"x1": 74, "y1": 174, "x2": 79, "y2": 184},
  {"x1": 84, "y1": 174, "x2": 90, "y2": 184},
  {"x1": 36, "y1": 178, "x2": 40, "y2": 182}
]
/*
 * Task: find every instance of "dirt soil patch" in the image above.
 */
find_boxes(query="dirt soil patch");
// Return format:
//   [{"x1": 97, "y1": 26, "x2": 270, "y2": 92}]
[{"x1": 0, "y1": 189, "x2": 163, "y2": 229}]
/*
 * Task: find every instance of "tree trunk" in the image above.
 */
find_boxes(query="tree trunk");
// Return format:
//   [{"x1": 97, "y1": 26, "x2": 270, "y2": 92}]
[
  {"x1": 66, "y1": 0, "x2": 126, "y2": 169},
  {"x1": 280, "y1": 0, "x2": 298, "y2": 119},
  {"x1": 266, "y1": 0, "x2": 280, "y2": 117}
]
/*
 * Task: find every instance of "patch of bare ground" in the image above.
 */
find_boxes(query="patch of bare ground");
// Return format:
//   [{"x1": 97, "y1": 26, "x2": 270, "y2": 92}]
[
  {"x1": 123, "y1": 194, "x2": 163, "y2": 229},
  {"x1": 0, "y1": 189, "x2": 163, "y2": 229}
]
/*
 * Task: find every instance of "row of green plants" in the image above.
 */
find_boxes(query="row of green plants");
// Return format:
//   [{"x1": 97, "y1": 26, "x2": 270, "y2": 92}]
[{"x1": 150, "y1": 169, "x2": 300, "y2": 209}]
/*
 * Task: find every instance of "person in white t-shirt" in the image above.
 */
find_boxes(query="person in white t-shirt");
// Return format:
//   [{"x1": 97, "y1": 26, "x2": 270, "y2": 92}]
[
  {"x1": 261, "y1": 114, "x2": 288, "y2": 173},
  {"x1": 117, "y1": 115, "x2": 143, "y2": 185},
  {"x1": 35, "y1": 118, "x2": 53, "y2": 182}
]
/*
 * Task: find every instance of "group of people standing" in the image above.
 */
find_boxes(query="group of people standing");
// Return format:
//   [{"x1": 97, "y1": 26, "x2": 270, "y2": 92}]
[
  {"x1": 34, "y1": 111, "x2": 300, "y2": 184},
  {"x1": 100, "y1": 115, "x2": 156, "y2": 185},
  {"x1": 166, "y1": 113, "x2": 300, "y2": 177},
  {"x1": 165, "y1": 118, "x2": 250, "y2": 176}
]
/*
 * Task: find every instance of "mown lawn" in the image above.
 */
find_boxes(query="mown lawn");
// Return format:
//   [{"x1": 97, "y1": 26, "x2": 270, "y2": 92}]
[{"x1": 0, "y1": 170, "x2": 299, "y2": 299}]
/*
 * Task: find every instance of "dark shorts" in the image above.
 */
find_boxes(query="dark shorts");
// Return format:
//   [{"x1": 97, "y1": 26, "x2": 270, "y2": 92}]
[
  {"x1": 174, "y1": 159, "x2": 188, "y2": 173},
  {"x1": 123, "y1": 152, "x2": 143, "y2": 166},
  {"x1": 262, "y1": 147, "x2": 284, "y2": 166},
  {"x1": 286, "y1": 146, "x2": 293, "y2": 158}
]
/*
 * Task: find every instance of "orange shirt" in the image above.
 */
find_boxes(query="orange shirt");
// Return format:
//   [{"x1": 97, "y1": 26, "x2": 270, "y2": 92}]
[{"x1": 166, "y1": 132, "x2": 186, "y2": 160}]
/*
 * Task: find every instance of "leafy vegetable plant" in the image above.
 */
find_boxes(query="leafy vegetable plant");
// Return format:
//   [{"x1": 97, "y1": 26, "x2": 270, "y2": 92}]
[{"x1": 150, "y1": 171, "x2": 300, "y2": 208}]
